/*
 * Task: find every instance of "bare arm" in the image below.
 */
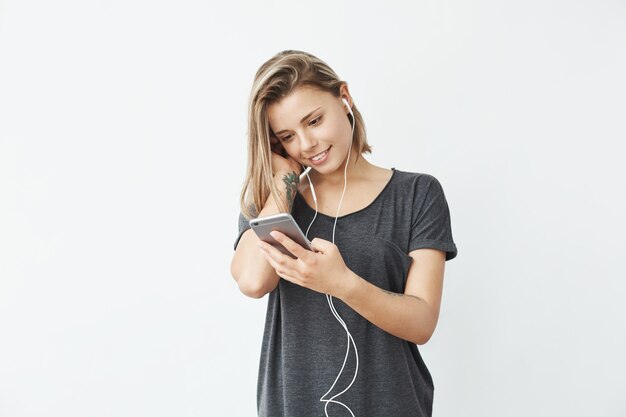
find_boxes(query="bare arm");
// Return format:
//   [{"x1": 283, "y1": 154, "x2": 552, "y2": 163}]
[
  {"x1": 230, "y1": 170, "x2": 299, "y2": 298},
  {"x1": 340, "y1": 248, "x2": 446, "y2": 345},
  {"x1": 253, "y1": 219, "x2": 447, "y2": 343}
]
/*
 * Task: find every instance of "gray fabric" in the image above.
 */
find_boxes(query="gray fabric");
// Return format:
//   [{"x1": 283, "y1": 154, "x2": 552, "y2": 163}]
[{"x1": 233, "y1": 168, "x2": 458, "y2": 417}]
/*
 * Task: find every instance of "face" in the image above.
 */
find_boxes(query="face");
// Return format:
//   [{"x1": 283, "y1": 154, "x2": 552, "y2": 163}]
[{"x1": 267, "y1": 85, "x2": 353, "y2": 175}]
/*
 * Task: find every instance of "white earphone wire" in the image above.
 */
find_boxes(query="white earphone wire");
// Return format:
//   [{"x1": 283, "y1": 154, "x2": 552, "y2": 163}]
[{"x1": 303, "y1": 100, "x2": 359, "y2": 417}]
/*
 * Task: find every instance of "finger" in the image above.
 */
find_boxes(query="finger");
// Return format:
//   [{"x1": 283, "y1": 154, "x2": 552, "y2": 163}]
[
  {"x1": 310, "y1": 237, "x2": 333, "y2": 254},
  {"x1": 258, "y1": 240, "x2": 298, "y2": 271},
  {"x1": 270, "y1": 231, "x2": 311, "y2": 259},
  {"x1": 258, "y1": 244, "x2": 302, "y2": 285}
]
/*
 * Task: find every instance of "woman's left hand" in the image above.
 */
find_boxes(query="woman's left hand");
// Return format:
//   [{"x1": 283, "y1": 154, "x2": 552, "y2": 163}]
[{"x1": 257, "y1": 231, "x2": 357, "y2": 299}]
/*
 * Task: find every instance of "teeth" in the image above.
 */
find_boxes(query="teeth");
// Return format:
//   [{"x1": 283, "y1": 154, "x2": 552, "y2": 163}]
[{"x1": 311, "y1": 150, "x2": 328, "y2": 161}]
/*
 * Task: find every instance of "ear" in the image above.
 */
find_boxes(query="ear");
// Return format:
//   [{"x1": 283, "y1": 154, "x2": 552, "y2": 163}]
[{"x1": 339, "y1": 82, "x2": 352, "y2": 109}]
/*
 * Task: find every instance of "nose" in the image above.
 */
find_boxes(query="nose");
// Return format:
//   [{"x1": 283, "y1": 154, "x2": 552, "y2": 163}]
[{"x1": 298, "y1": 131, "x2": 318, "y2": 152}]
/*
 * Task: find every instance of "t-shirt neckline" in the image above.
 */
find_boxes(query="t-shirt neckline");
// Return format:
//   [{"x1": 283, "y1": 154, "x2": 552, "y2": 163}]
[{"x1": 295, "y1": 167, "x2": 397, "y2": 220}]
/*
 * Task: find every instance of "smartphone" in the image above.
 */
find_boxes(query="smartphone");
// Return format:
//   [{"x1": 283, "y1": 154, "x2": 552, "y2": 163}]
[{"x1": 249, "y1": 213, "x2": 314, "y2": 258}]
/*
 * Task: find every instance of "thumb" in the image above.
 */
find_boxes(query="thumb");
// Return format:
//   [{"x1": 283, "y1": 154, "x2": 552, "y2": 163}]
[{"x1": 311, "y1": 237, "x2": 334, "y2": 253}]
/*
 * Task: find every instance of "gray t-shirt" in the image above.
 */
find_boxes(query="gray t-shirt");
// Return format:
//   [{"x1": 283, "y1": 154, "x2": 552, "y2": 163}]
[{"x1": 233, "y1": 168, "x2": 458, "y2": 417}]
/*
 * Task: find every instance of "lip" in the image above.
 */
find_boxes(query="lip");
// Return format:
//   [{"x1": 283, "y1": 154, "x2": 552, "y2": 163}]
[{"x1": 307, "y1": 146, "x2": 331, "y2": 165}]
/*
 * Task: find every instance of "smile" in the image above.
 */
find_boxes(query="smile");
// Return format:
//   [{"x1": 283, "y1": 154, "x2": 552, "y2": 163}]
[{"x1": 309, "y1": 147, "x2": 331, "y2": 165}]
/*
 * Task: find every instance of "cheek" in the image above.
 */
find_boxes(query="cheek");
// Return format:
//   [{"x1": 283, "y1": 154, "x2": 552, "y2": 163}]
[
  {"x1": 314, "y1": 122, "x2": 340, "y2": 141},
  {"x1": 326, "y1": 114, "x2": 350, "y2": 136}
]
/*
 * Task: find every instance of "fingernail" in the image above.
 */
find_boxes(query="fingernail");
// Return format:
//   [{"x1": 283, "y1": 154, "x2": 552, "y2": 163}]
[{"x1": 270, "y1": 231, "x2": 279, "y2": 239}]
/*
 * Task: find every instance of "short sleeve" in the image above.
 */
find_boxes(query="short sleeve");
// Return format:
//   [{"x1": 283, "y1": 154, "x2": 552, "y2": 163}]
[
  {"x1": 409, "y1": 176, "x2": 458, "y2": 261},
  {"x1": 233, "y1": 212, "x2": 251, "y2": 251},
  {"x1": 233, "y1": 205, "x2": 259, "y2": 251}
]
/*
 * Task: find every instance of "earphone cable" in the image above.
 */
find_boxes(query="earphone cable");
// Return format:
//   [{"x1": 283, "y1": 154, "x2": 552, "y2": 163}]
[{"x1": 304, "y1": 107, "x2": 358, "y2": 417}]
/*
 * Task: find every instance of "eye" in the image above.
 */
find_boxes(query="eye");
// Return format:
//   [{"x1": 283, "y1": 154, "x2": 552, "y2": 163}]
[
  {"x1": 279, "y1": 116, "x2": 322, "y2": 142},
  {"x1": 309, "y1": 116, "x2": 322, "y2": 126}
]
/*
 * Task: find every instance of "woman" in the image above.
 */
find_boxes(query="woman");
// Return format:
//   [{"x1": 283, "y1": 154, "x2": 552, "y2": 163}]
[{"x1": 231, "y1": 49, "x2": 458, "y2": 417}]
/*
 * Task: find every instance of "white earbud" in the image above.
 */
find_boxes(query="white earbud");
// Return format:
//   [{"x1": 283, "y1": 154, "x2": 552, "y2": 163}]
[
  {"x1": 342, "y1": 97, "x2": 354, "y2": 131},
  {"x1": 341, "y1": 97, "x2": 353, "y2": 116}
]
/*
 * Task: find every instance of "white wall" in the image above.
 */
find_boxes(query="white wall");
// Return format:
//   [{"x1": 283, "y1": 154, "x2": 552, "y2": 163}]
[{"x1": 1, "y1": 0, "x2": 625, "y2": 416}]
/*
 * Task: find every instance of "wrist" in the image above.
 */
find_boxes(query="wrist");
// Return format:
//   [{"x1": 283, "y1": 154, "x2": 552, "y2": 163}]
[
  {"x1": 274, "y1": 169, "x2": 299, "y2": 181},
  {"x1": 273, "y1": 171, "x2": 300, "y2": 209},
  {"x1": 338, "y1": 269, "x2": 363, "y2": 302}
]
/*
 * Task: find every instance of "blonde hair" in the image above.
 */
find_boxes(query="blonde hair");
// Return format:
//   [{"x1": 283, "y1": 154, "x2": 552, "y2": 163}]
[{"x1": 239, "y1": 50, "x2": 372, "y2": 220}]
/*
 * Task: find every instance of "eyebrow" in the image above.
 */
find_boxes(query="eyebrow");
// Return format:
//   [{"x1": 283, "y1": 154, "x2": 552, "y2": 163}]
[{"x1": 273, "y1": 106, "x2": 322, "y2": 135}]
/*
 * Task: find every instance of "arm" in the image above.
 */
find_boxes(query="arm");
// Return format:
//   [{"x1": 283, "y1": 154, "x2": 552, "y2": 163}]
[
  {"x1": 230, "y1": 170, "x2": 299, "y2": 298},
  {"x1": 341, "y1": 248, "x2": 446, "y2": 345},
  {"x1": 255, "y1": 230, "x2": 447, "y2": 344}
]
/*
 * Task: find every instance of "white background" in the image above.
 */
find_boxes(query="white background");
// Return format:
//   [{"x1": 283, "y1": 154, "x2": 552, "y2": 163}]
[{"x1": 1, "y1": 0, "x2": 625, "y2": 416}]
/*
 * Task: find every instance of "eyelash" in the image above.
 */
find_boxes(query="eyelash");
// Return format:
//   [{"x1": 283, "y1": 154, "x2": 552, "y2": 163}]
[{"x1": 280, "y1": 116, "x2": 322, "y2": 142}]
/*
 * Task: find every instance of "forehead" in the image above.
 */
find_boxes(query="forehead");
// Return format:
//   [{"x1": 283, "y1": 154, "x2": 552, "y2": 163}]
[{"x1": 267, "y1": 86, "x2": 333, "y2": 127}]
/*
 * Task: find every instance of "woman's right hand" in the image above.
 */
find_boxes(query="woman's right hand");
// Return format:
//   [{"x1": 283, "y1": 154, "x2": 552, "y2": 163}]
[{"x1": 269, "y1": 136, "x2": 303, "y2": 177}]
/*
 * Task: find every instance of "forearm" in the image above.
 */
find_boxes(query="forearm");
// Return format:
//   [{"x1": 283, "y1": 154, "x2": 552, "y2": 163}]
[
  {"x1": 340, "y1": 271, "x2": 437, "y2": 345},
  {"x1": 231, "y1": 170, "x2": 299, "y2": 298}
]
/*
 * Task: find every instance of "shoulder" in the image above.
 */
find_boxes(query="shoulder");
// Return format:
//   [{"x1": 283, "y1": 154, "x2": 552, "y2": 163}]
[{"x1": 390, "y1": 168, "x2": 441, "y2": 191}]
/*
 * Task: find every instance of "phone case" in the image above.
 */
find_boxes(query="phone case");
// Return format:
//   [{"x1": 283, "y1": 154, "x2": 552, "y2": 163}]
[{"x1": 249, "y1": 213, "x2": 313, "y2": 258}]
